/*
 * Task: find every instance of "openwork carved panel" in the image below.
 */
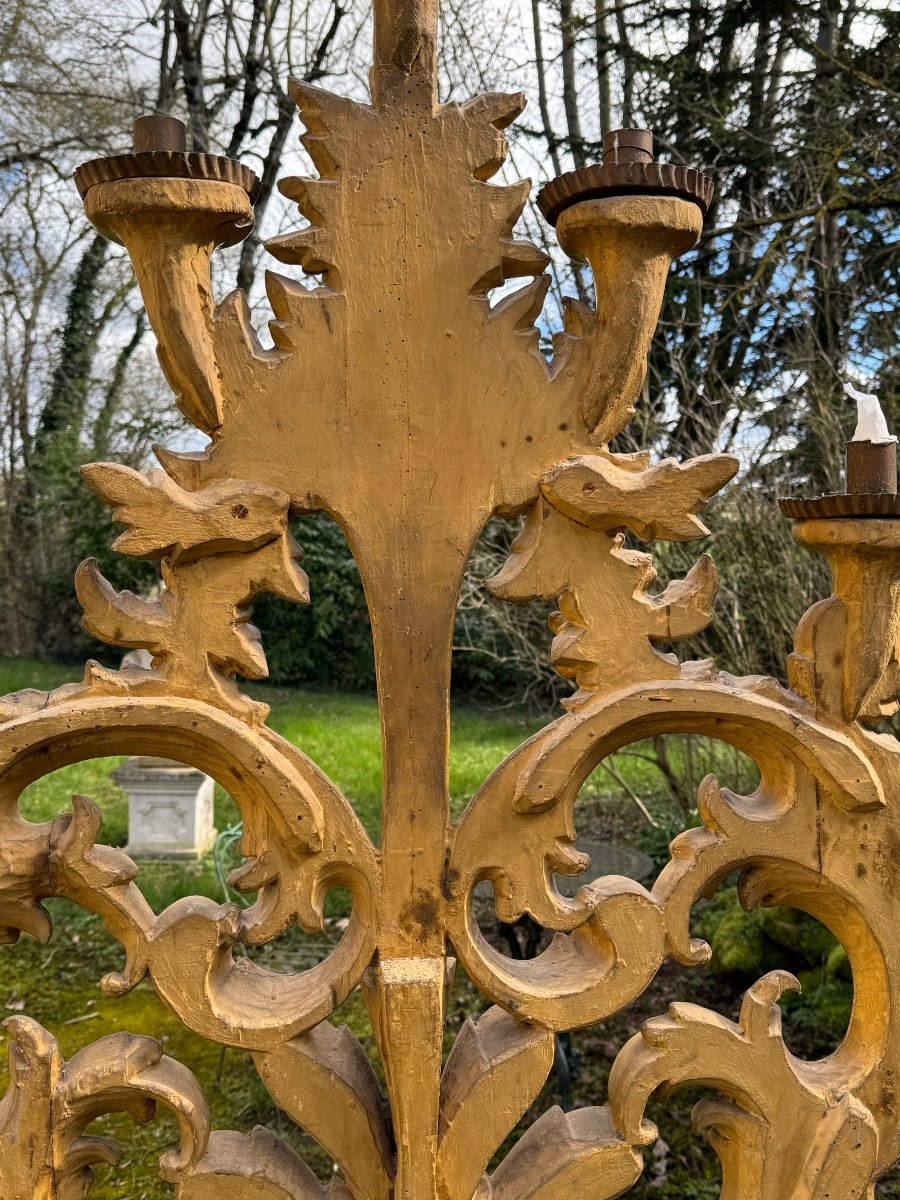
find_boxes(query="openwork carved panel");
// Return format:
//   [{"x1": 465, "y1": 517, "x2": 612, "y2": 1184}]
[{"x1": 2, "y1": 3, "x2": 899, "y2": 1197}]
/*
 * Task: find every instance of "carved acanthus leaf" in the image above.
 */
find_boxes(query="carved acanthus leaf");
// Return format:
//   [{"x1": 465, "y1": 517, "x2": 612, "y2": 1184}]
[
  {"x1": 0, "y1": 1017, "x2": 343, "y2": 1200},
  {"x1": 74, "y1": 461, "x2": 309, "y2": 720},
  {"x1": 542, "y1": 451, "x2": 737, "y2": 541},
  {"x1": 608, "y1": 972, "x2": 880, "y2": 1198},
  {"x1": 254, "y1": 1023, "x2": 394, "y2": 1200},
  {"x1": 437, "y1": 1006, "x2": 555, "y2": 1200},
  {"x1": 75, "y1": 532, "x2": 308, "y2": 720},
  {"x1": 0, "y1": 1016, "x2": 210, "y2": 1199},
  {"x1": 489, "y1": 446, "x2": 737, "y2": 707},
  {"x1": 488, "y1": 1106, "x2": 642, "y2": 1200},
  {"x1": 81, "y1": 462, "x2": 292, "y2": 562},
  {"x1": 269, "y1": 80, "x2": 546, "y2": 309},
  {"x1": 177, "y1": 1127, "x2": 328, "y2": 1200},
  {"x1": 489, "y1": 500, "x2": 717, "y2": 707}
]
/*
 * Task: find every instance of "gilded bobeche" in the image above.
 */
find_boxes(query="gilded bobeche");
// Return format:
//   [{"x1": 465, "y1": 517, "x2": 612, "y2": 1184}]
[{"x1": 1, "y1": 2, "x2": 899, "y2": 1198}]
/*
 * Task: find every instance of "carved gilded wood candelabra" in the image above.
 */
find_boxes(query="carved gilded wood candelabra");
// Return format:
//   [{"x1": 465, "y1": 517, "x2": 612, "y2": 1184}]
[{"x1": 2, "y1": 3, "x2": 899, "y2": 1196}]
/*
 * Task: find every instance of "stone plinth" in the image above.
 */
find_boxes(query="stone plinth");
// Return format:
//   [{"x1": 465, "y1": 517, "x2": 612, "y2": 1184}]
[
  {"x1": 552, "y1": 840, "x2": 654, "y2": 895},
  {"x1": 113, "y1": 757, "x2": 216, "y2": 859},
  {"x1": 474, "y1": 840, "x2": 654, "y2": 905}
]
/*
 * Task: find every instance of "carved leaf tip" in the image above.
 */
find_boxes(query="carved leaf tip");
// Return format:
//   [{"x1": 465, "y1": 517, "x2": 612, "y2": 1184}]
[
  {"x1": 453, "y1": 93, "x2": 527, "y2": 182},
  {"x1": 73, "y1": 461, "x2": 309, "y2": 719},
  {"x1": 76, "y1": 557, "x2": 169, "y2": 652},
  {"x1": 255, "y1": 1024, "x2": 392, "y2": 1200},
  {"x1": 0, "y1": 1018, "x2": 212, "y2": 1197},
  {"x1": 489, "y1": 495, "x2": 720, "y2": 706},
  {"x1": 266, "y1": 227, "x2": 338, "y2": 283},
  {"x1": 542, "y1": 452, "x2": 738, "y2": 542},
  {"x1": 286, "y1": 78, "x2": 373, "y2": 183},
  {"x1": 461, "y1": 92, "x2": 527, "y2": 132},
  {"x1": 438, "y1": 1006, "x2": 555, "y2": 1200},
  {"x1": 152, "y1": 443, "x2": 210, "y2": 491},
  {"x1": 278, "y1": 176, "x2": 338, "y2": 226},
  {"x1": 738, "y1": 969, "x2": 801, "y2": 1039},
  {"x1": 489, "y1": 277, "x2": 551, "y2": 344},
  {"x1": 489, "y1": 1105, "x2": 642, "y2": 1200},
  {"x1": 648, "y1": 553, "x2": 718, "y2": 640},
  {"x1": 178, "y1": 1126, "x2": 327, "y2": 1198},
  {"x1": 51, "y1": 794, "x2": 139, "y2": 889},
  {"x1": 80, "y1": 462, "x2": 291, "y2": 563},
  {"x1": 265, "y1": 271, "x2": 340, "y2": 349}
]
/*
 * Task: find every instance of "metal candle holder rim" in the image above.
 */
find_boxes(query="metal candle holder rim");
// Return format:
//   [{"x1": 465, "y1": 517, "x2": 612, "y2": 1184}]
[
  {"x1": 74, "y1": 151, "x2": 261, "y2": 203},
  {"x1": 537, "y1": 161, "x2": 714, "y2": 227},
  {"x1": 778, "y1": 494, "x2": 900, "y2": 519}
]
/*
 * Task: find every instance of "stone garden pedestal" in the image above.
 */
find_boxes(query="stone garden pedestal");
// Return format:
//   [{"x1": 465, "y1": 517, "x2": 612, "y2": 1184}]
[{"x1": 113, "y1": 757, "x2": 216, "y2": 859}]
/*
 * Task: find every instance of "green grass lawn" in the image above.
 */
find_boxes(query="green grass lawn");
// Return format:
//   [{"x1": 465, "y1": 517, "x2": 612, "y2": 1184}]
[
  {"x1": 0, "y1": 657, "x2": 554, "y2": 842},
  {"x1": 0, "y1": 655, "x2": 755, "y2": 844},
  {"x1": 259, "y1": 682, "x2": 555, "y2": 834}
]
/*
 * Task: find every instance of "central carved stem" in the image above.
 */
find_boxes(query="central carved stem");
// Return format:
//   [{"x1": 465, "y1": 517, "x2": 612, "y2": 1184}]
[
  {"x1": 354, "y1": 522, "x2": 467, "y2": 956},
  {"x1": 372, "y1": 0, "x2": 439, "y2": 102},
  {"x1": 353, "y1": 520, "x2": 468, "y2": 1200}
]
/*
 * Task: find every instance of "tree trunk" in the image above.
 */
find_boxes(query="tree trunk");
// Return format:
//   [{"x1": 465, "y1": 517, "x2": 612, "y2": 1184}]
[
  {"x1": 33, "y1": 233, "x2": 108, "y2": 461},
  {"x1": 560, "y1": 0, "x2": 585, "y2": 167}
]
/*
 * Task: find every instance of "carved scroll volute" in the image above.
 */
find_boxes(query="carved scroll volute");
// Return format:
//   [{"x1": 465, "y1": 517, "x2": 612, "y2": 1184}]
[
  {"x1": 0, "y1": 1017, "x2": 211, "y2": 1199},
  {"x1": 556, "y1": 197, "x2": 703, "y2": 440},
  {"x1": 609, "y1": 972, "x2": 881, "y2": 1198}
]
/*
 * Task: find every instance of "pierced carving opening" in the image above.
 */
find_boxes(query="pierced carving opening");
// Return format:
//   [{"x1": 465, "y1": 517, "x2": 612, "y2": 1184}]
[
  {"x1": 606, "y1": 735, "x2": 760, "y2": 841},
  {"x1": 466, "y1": 878, "x2": 541, "y2": 963},
  {"x1": 642, "y1": 1089, "x2": 723, "y2": 1194},
  {"x1": 251, "y1": 513, "x2": 375, "y2": 696},
  {"x1": 692, "y1": 895, "x2": 852, "y2": 1059},
  {"x1": 454, "y1": 517, "x2": 568, "y2": 709},
  {"x1": 241, "y1": 884, "x2": 357, "y2": 977},
  {"x1": 16, "y1": 757, "x2": 242, "y2": 912},
  {"x1": 18, "y1": 756, "x2": 132, "y2": 847}
]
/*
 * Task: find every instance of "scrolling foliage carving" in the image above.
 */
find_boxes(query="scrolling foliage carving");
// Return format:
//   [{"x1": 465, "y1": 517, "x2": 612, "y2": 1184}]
[{"x1": 2, "y1": 2, "x2": 899, "y2": 1197}]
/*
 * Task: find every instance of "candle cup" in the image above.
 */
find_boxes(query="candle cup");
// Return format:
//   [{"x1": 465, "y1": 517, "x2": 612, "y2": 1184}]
[
  {"x1": 846, "y1": 440, "x2": 897, "y2": 496},
  {"x1": 601, "y1": 128, "x2": 654, "y2": 165},
  {"x1": 133, "y1": 115, "x2": 188, "y2": 154},
  {"x1": 536, "y1": 127, "x2": 713, "y2": 227},
  {"x1": 780, "y1": 389, "x2": 899, "y2": 518}
]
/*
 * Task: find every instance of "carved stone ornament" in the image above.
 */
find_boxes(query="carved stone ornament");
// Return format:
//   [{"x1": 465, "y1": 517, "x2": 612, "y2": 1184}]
[{"x1": 2, "y1": 2, "x2": 899, "y2": 1197}]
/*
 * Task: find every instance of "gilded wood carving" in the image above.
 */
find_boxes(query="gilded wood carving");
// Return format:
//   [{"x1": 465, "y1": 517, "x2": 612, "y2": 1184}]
[{"x1": 2, "y1": 3, "x2": 898, "y2": 1197}]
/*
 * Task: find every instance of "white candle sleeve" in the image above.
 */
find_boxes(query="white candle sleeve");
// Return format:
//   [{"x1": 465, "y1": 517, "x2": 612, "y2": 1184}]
[{"x1": 845, "y1": 381, "x2": 897, "y2": 444}]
